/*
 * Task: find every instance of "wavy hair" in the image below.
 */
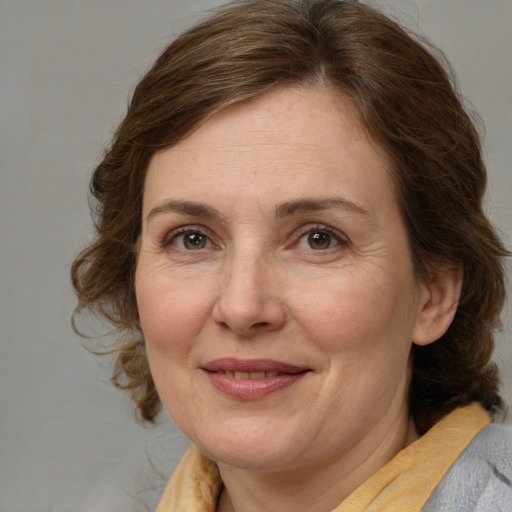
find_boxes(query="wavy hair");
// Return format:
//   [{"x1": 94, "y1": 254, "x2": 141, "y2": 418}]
[{"x1": 72, "y1": 0, "x2": 509, "y2": 433}]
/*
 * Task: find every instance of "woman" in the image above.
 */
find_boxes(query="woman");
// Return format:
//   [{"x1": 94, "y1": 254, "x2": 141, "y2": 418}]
[{"x1": 72, "y1": 0, "x2": 512, "y2": 510}]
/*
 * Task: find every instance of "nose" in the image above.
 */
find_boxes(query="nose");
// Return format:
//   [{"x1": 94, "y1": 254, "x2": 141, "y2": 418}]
[{"x1": 212, "y1": 250, "x2": 286, "y2": 337}]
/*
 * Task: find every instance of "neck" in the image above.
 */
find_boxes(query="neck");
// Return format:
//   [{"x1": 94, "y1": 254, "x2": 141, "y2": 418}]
[{"x1": 216, "y1": 412, "x2": 419, "y2": 512}]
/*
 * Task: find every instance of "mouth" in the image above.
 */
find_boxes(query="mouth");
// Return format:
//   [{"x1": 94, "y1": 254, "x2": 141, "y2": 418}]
[
  {"x1": 213, "y1": 370, "x2": 281, "y2": 379},
  {"x1": 201, "y1": 358, "x2": 310, "y2": 400}
]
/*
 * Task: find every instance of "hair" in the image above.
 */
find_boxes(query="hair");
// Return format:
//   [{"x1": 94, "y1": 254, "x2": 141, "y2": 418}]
[{"x1": 72, "y1": 0, "x2": 509, "y2": 434}]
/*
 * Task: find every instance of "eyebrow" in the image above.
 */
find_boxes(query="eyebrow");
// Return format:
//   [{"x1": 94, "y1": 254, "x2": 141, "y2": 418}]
[
  {"x1": 146, "y1": 200, "x2": 221, "y2": 223},
  {"x1": 146, "y1": 196, "x2": 370, "y2": 223},
  {"x1": 275, "y1": 197, "x2": 370, "y2": 218}
]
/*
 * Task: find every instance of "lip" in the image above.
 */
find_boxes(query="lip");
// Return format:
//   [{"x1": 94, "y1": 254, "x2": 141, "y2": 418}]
[{"x1": 201, "y1": 358, "x2": 310, "y2": 400}]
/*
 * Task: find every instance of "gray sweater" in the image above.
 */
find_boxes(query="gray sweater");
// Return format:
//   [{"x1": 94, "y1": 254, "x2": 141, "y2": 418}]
[{"x1": 423, "y1": 423, "x2": 512, "y2": 511}]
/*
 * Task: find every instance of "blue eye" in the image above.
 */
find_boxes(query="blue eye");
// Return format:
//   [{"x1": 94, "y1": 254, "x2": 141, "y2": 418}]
[{"x1": 170, "y1": 230, "x2": 212, "y2": 250}]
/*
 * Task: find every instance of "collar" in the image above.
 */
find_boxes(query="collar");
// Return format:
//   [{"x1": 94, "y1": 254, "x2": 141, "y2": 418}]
[{"x1": 157, "y1": 403, "x2": 491, "y2": 512}]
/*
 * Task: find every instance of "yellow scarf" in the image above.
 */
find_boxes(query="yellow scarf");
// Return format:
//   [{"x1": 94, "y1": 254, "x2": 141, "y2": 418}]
[{"x1": 157, "y1": 403, "x2": 490, "y2": 512}]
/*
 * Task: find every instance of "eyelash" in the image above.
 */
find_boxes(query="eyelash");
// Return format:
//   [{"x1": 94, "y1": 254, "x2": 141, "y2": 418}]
[
  {"x1": 163, "y1": 226, "x2": 215, "y2": 251},
  {"x1": 161, "y1": 224, "x2": 348, "y2": 253},
  {"x1": 293, "y1": 224, "x2": 348, "y2": 252}
]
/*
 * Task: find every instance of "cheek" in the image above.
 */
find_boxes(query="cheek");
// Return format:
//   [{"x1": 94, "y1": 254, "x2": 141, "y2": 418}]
[
  {"x1": 291, "y1": 272, "x2": 417, "y2": 416},
  {"x1": 288, "y1": 267, "x2": 418, "y2": 358},
  {"x1": 135, "y1": 269, "x2": 214, "y2": 360}
]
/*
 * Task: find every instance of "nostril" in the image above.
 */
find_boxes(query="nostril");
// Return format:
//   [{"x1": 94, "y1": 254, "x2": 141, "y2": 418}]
[
  {"x1": 212, "y1": 290, "x2": 286, "y2": 335},
  {"x1": 252, "y1": 322, "x2": 269, "y2": 329}
]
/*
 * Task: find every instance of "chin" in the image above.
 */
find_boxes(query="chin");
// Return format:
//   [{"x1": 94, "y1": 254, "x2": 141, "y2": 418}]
[{"x1": 191, "y1": 417, "x2": 307, "y2": 471}]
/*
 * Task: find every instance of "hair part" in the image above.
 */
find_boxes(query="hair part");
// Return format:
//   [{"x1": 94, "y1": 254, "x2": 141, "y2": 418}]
[{"x1": 72, "y1": 0, "x2": 509, "y2": 432}]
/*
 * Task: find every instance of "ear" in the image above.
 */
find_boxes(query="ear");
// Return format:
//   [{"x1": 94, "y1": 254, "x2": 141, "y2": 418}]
[{"x1": 412, "y1": 264, "x2": 463, "y2": 347}]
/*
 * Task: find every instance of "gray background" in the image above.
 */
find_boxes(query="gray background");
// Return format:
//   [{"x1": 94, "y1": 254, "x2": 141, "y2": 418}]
[{"x1": 1, "y1": 1, "x2": 511, "y2": 510}]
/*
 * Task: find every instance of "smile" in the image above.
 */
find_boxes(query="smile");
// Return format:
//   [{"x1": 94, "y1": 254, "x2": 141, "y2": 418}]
[
  {"x1": 215, "y1": 370, "x2": 279, "y2": 379},
  {"x1": 202, "y1": 358, "x2": 310, "y2": 400}
]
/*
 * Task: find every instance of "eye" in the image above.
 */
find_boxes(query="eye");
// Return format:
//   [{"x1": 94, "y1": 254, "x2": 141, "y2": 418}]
[
  {"x1": 296, "y1": 227, "x2": 346, "y2": 251},
  {"x1": 166, "y1": 229, "x2": 213, "y2": 250},
  {"x1": 306, "y1": 231, "x2": 333, "y2": 250}
]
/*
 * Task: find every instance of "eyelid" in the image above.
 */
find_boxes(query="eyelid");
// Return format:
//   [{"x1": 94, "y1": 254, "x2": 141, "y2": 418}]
[
  {"x1": 162, "y1": 224, "x2": 217, "y2": 249},
  {"x1": 157, "y1": 222, "x2": 348, "y2": 252},
  {"x1": 292, "y1": 223, "x2": 349, "y2": 250}
]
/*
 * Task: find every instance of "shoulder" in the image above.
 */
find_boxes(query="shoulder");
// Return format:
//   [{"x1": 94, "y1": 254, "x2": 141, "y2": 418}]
[{"x1": 423, "y1": 423, "x2": 512, "y2": 511}]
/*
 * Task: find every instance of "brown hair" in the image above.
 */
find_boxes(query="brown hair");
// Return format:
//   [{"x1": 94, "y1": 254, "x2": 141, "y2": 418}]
[{"x1": 71, "y1": 0, "x2": 509, "y2": 433}]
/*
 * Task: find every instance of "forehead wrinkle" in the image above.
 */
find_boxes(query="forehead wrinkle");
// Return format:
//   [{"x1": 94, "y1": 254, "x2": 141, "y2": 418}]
[
  {"x1": 210, "y1": 143, "x2": 328, "y2": 153},
  {"x1": 275, "y1": 197, "x2": 371, "y2": 219},
  {"x1": 145, "y1": 199, "x2": 222, "y2": 224}
]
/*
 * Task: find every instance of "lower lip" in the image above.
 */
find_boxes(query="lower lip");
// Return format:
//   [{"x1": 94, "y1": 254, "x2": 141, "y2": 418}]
[{"x1": 204, "y1": 371, "x2": 308, "y2": 400}]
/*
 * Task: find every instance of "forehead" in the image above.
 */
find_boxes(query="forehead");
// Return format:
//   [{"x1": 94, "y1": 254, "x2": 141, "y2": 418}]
[{"x1": 143, "y1": 86, "x2": 396, "y2": 221}]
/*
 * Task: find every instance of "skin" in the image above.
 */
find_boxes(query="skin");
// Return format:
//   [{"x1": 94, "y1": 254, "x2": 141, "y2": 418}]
[{"x1": 135, "y1": 87, "x2": 461, "y2": 512}]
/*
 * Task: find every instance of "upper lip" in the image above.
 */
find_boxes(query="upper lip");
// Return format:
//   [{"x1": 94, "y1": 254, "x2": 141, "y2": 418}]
[{"x1": 201, "y1": 358, "x2": 307, "y2": 374}]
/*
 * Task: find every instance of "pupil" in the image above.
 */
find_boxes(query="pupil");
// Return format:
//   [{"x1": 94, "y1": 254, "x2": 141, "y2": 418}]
[
  {"x1": 308, "y1": 232, "x2": 330, "y2": 249},
  {"x1": 185, "y1": 233, "x2": 205, "y2": 249}
]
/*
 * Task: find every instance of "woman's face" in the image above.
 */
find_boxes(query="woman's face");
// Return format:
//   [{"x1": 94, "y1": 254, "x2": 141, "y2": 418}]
[{"x1": 136, "y1": 87, "x2": 430, "y2": 474}]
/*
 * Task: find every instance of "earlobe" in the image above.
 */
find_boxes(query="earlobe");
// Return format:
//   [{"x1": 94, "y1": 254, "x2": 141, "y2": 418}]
[{"x1": 412, "y1": 265, "x2": 463, "y2": 347}]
